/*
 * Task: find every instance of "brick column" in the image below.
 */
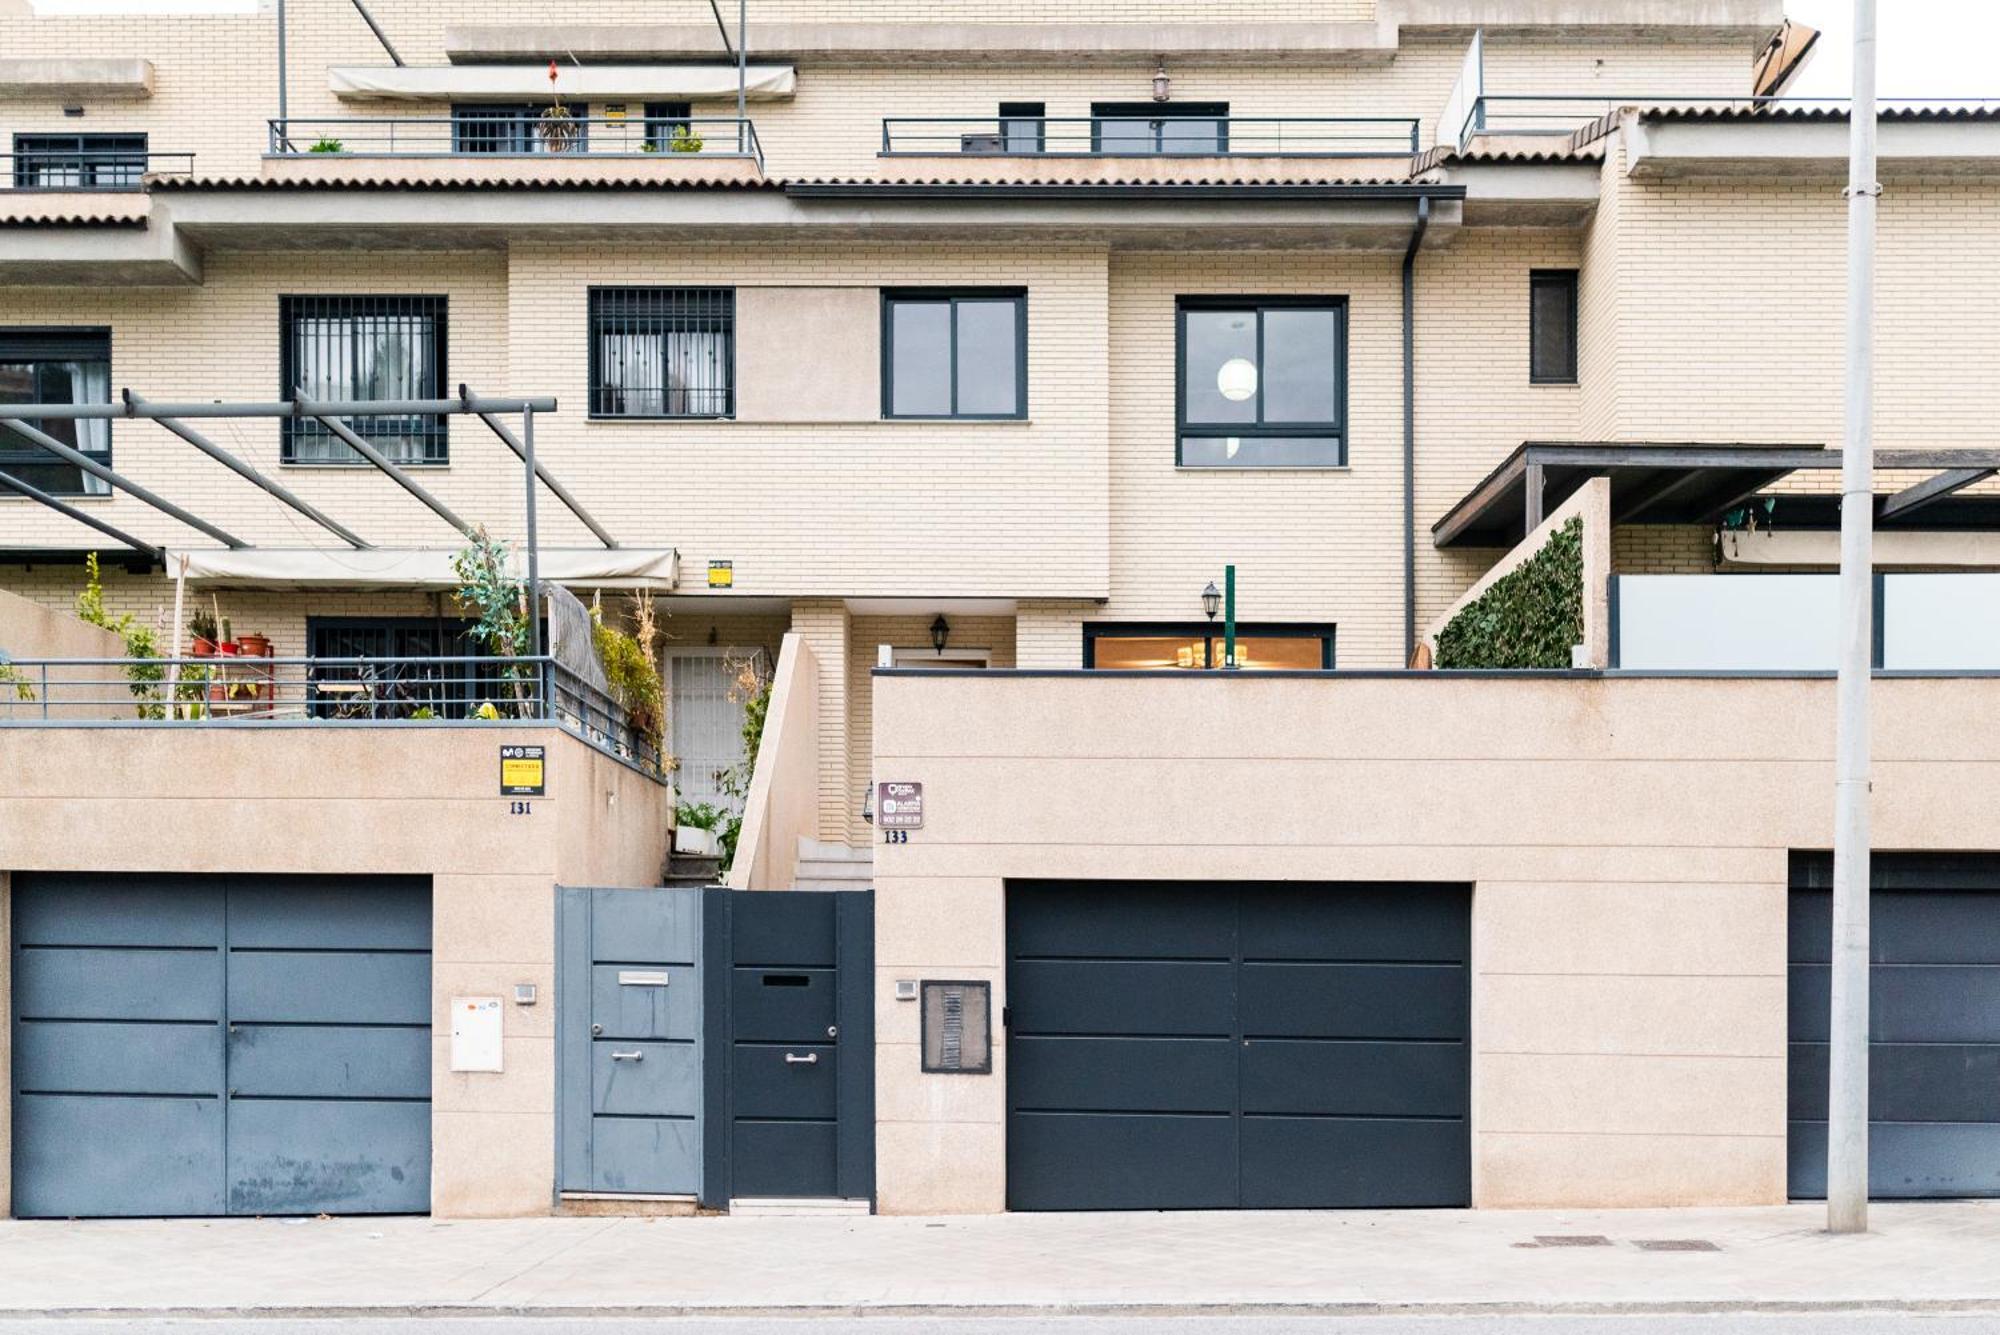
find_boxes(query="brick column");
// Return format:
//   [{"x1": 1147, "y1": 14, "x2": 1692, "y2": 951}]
[{"x1": 789, "y1": 599, "x2": 853, "y2": 845}]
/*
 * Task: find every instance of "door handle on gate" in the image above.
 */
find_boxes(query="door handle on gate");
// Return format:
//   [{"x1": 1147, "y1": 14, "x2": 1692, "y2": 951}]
[
  {"x1": 784, "y1": 1052, "x2": 819, "y2": 1064},
  {"x1": 611, "y1": 1050, "x2": 645, "y2": 1061}
]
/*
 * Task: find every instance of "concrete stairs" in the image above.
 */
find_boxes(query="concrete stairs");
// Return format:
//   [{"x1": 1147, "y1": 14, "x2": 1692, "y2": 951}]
[
  {"x1": 795, "y1": 836, "x2": 873, "y2": 890},
  {"x1": 662, "y1": 852, "x2": 721, "y2": 888}
]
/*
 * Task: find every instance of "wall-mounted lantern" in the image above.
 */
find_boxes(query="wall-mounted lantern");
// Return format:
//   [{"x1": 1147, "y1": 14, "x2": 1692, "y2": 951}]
[
  {"x1": 930, "y1": 614, "x2": 952, "y2": 655},
  {"x1": 1152, "y1": 63, "x2": 1172, "y2": 102}
]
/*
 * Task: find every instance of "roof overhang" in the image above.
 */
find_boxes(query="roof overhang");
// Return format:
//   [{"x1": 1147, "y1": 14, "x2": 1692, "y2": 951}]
[
  {"x1": 1433, "y1": 441, "x2": 2000, "y2": 549},
  {"x1": 0, "y1": 214, "x2": 199, "y2": 287},
  {"x1": 329, "y1": 63, "x2": 796, "y2": 103},
  {"x1": 0, "y1": 57, "x2": 153, "y2": 100},
  {"x1": 1625, "y1": 110, "x2": 2000, "y2": 179}
]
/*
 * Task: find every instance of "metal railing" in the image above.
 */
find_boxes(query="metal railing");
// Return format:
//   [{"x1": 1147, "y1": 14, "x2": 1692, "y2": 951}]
[
  {"x1": 1453, "y1": 94, "x2": 2000, "y2": 153},
  {"x1": 0, "y1": 653, "x2": 664, "y2": 777},
  {"x1": 881, "y1": 116, "x2": 1422, "y2": 157},
  {"x1": 2, "y1": 151, "x2": 195, "y2": 191},
  {"x1": 267, "y1": 116, "x2": 764, "y2": 171}
]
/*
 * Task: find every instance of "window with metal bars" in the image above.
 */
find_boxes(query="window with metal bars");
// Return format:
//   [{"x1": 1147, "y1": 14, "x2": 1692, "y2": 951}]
[
  {"x1": 644, "y1": 101, "x2": 693, "y2": 151},
  {"x1": 11, "y1": 133, "x2": 148, "y2": 189},
  {"x1": 589, "y1": 287, "x2": 735, "y2": 419},
  {"x1": 0, "y1": 328, "x2": 112, "y2": 495},
  {"x1": 280, "y1": 295, "x2": 448, "y2": 465},
  {"x1": 450, "y1": 103, "x2": 587, "y2": 154}
]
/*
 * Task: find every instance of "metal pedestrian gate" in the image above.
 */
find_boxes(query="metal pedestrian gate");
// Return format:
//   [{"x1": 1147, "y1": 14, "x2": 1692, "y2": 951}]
[{"x1": 556, "y1": 886, "x2": 873, "y2": 1209}]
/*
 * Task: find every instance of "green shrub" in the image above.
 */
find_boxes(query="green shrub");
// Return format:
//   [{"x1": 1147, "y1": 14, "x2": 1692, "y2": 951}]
[{"x1": 1434, "y1": 516, "x2": 1584, "y2": 670}]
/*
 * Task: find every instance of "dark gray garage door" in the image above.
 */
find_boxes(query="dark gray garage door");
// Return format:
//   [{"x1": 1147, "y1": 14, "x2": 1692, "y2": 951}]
[
  {"x1": 13, "y1": 872, "x2": 431, "y2": 1218},
  {"x1": 1790, "y1": 853, "x2": 2000, "y2": 1199},
  {"x1": 1007, "y1": 881, "x2": 1470, "y2": 1211}
]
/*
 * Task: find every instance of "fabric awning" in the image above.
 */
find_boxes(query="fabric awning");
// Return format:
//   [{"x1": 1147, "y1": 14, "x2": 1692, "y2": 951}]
[
  {"x1": 329, "y1": 63, "x2": 796, "y2": 103},
  {"x1": 166, "y1": 547, "x2": 678, "y2": 591}
]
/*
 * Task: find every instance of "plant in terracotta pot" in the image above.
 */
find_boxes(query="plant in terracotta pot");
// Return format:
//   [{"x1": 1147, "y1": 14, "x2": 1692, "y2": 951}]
[
  {"x1": 217, "y1": 616, "x2": 238, "y2": 656},
  {"x1": 238, "y1": 631, "x2": 271, "y2": 657},
  {"x1": 187, "y1": 608, "x2": 218, "y2": 657}
]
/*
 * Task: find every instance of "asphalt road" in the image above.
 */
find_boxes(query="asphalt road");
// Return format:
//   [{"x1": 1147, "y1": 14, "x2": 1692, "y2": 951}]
[{"x1": 10, "y1": 1314, "x2": 2000, "y2": 1334}]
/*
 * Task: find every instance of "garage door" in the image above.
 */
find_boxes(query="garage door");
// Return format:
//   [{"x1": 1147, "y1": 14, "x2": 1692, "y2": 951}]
[
  {"x1": 1789, "y1": 854, "x2": 2000, "y2": 1199},
  {"x1": 1007, "y1": 881, "x2": 1470, "y2": 1211},
  {"x1": 13, "y1": 873, "x2": 431, "y2": 1218}
]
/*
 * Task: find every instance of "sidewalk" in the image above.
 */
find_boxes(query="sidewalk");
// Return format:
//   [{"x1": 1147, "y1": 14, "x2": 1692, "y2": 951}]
[{"x1": 2, "y1": 1202, "x2": 1999, "y2": 1317}]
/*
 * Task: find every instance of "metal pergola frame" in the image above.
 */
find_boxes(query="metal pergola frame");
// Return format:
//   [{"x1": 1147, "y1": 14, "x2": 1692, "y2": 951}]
[{"x1": 0, "y1": 386, "x2": 621, "y2": 667}]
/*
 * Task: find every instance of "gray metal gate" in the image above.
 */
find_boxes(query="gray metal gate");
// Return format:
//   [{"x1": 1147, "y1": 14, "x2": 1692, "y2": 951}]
[
  {"x1": 1789, "y1": 853, "x2": 2000, "y2": 1198},
  {"x1": 557, "y1": 886, "x2": 703, "y2": 1194},
  {"x1": 12, "y1": 872, "x2": 431, "y2": 1218},
  {"x1": 1007, "y1": 880, "x2": 1471, "y2": 1211}
]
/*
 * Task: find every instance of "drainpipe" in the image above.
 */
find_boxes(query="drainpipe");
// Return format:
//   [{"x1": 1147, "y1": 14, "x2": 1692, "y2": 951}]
[
  {"x1": 1401, "y1": 194, "x2": 1432, "y2": 665},
  {"x1": 275, "y1": 0, "x2": 287, "y2": 141}
]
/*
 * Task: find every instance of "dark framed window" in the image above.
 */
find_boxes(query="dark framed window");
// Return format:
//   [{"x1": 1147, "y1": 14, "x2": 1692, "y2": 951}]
[
  {"x1": 589, "y1": 287, "x2": 735, "y2": 419},
  {"x1": 998, "y1": 102, "x2": 1046, "y2": 154},
  {"x1": 0, "y1": 328, "x2": 112, "y2": 496},
  {"x1": 1530, "y1": 269, "x2": 1579, "y2": 384},
  {"x1": 280, "y1": 295, "x2": 448, "y2": 465},
  {"x1": 1083, "y1": 621, "x2": 1337, "y2": 671},
  {"x1": 644, "y1": 101, "x2": 693, "y2": 152},
  {"x1": 882, "y1": 289, "x2": 1027, "y2": 420},
  {"x1": 11, "y1": 134, "x2": 148, "y2": 189},
  {"x1": 306, "y1": 615, "x2": 512, "y2": 719},
  {"x1": 1090, "y1": 101, "x2": 1228, "y2": 154},
  {"x1": 450, "y1": 103, "x2": 585, "y2": 154},
  {"x1": 1177, "y1": 296, "x2": 1346, "y2": 468}
]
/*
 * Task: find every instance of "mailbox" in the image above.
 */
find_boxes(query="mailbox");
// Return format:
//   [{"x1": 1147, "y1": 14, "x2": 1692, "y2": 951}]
[{"x1": 920, "y1": 980, "x2": 991, "y2": 1074}]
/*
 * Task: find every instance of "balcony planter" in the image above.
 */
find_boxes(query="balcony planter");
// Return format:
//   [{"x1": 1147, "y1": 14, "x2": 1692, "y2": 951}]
[
  {"x1": 190, "y1": 637, "x2": 216, "y2": 658},
  {"x1": 238, "y1": 632, "x2": 272, "y2": 658},
  {"x1": 674, "y1": 824, "x2": 721, "y2": 857}
]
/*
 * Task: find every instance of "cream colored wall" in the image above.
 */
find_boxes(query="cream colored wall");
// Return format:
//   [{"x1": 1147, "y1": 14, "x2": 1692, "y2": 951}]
[
  {"x1": 868, "y1": 672, "x2": 2000, "y2": 1214},
  {"x1": 0, "y1": 585, "x2": 126, "y2": 718},
  {"x1": 0, "y1": 724, "x2": 671, "y2": 1218}
]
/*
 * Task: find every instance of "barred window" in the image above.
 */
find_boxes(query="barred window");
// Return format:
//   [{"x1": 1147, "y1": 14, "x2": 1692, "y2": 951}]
[
  {"x1": 280, "y1": 295, "x2": 448, "y2": 465},
  {"x1": 0, "y1": 328, "x2": 112, "y2": 496},
  {"x1": 450, "y1": 104, "x2": 585, "y2": 155},
  {"x1": 12, "y1": 134, "x2": 148, "y2": 189},
  {"x1": 589, "y1": 287, "x2": 735, "y2": 419}
]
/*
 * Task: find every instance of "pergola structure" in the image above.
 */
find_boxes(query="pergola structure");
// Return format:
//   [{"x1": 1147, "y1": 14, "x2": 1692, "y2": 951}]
[
  {"x1": 0, "y1": 387, "x2": 633, "y2": 665},
  {"x1": 1433, "y1": 441, "x2": 2000, "y2": 549}
]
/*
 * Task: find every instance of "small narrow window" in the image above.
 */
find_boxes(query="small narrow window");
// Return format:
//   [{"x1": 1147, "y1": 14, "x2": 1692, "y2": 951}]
[
  {"x1": 0, "y1": 327, "x2": 112, "y2": 495},
  {"x1": 590, "y1": 287, "x2": 735, "y2": 419},
  {"x1": 1530, "y1": 269, "x2": 1579, "y2": 385},
  {"x1": 883, "y1": 290, "x2": 1027, "y2": 420},
  {"x1": 280, "y1": 295, "x2": 448, "y2": 465},
  {"x1": 997, "y1": 102, "x2": 1046, "y2": 154},
  {"x1": 644, "y1": 101, "x2": 694, "y2": 152}
]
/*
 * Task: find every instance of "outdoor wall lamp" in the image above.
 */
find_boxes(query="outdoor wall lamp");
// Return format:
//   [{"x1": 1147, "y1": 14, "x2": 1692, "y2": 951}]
[
  {"x1": 1152, "y1": 63, "x2": 1171, "y2": 102},
  {"x1": 930, "y1": 614, "x2": 952, "y2": 655},
  {"x1": 1201, "y1": 582, "x2": 1221, "y2": 621}
]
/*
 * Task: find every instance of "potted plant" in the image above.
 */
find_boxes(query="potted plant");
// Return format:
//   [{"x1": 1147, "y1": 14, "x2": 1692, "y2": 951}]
[
  {"x1": 308, "y1": 136, "x2": 345, "y2": 154},
  {"x1": 217, "y1": 616, "x2": 239, "y2": 656},
  {"x1": 238, "y1": 630, "x2": 271, "y2": 657},
  {"x1": 187, "y1": 608, "x2": 218, "y2": 657},
  {"x1": 538, "y1": 60, "x2": 582, "y2": 154},
  {"x1": 675, "y1": 801, "x2": 723, "y2": 857}
]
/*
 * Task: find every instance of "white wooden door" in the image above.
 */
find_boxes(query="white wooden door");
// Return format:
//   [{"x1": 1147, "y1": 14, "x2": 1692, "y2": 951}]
[{"x1": 668, "y1": 650, "x2": 752, "y2": 812}]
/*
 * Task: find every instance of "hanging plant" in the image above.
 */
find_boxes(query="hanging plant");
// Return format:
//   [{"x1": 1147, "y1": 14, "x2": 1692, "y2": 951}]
[{"x1": 539, "y1": 59, "x2": 583, "y2": 153}]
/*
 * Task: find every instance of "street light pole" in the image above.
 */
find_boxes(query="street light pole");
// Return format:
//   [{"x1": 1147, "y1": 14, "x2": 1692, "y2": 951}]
[{"x1": 1828, "y1": 0, "x2": 1878, "y2": 1236}]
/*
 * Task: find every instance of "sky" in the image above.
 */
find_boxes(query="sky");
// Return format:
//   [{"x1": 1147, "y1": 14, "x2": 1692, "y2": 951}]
[{"x1": 20, "y1": 0, "x2": 2000, "y2": 101}]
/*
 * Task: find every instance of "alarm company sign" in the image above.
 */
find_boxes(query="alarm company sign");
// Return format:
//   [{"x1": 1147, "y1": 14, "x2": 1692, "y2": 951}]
[{"x1": 877, "y1": 781, "x2": 924, "y2": 830}]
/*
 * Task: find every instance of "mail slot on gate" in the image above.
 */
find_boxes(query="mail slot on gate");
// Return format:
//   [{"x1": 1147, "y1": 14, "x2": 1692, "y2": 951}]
[{"x1": 618, "y1": 970, "x2": 670, "y2": 986}]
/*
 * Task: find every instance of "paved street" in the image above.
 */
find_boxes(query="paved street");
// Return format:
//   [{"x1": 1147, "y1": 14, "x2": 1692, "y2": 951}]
[
  {"x1": 11, "y1": 1318, "x2": 2000, "y2": 1334},
  {"x1": 0, "y1": 1202, "x2": 1997, "y2": 1318}
]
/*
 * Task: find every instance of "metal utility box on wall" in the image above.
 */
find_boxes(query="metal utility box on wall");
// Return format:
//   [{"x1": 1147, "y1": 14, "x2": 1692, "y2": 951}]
[{"x1": 921, "y1": 980, "x2": 992, "y2": 1074}]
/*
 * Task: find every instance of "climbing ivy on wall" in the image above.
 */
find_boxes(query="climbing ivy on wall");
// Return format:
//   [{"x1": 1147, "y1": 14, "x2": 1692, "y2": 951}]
[{"x1": 1434, "y1": 516, "x2": 1584, "y2": 669}]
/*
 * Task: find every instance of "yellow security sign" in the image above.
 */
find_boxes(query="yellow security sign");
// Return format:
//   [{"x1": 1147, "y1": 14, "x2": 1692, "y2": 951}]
[{"x1": 501, "y1": 744, "x2": 546, "y2": 796}]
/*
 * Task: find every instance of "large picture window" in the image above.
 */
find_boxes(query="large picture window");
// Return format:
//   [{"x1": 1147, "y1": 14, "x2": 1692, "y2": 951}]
[
  {"x1": 882, "y1": 289, "x2": 1027, "y2": 420},
  {"x1": 11, "y1": 134, "x2": 148, "y2": 189},
  {"x1": 280, "y1": 295, "x2": 447, "y2": 465},
  {"x1": 1177, "y1": 297, "x2": 1346, "y2": 468},
  {"x1": 0, "y1": 328, "x2": 112, "y2": 496},
  {"x1": 1084, "y1": 621, "x2": 1336, "y2": 671},
  {"x1": 589, "y1": 287, "x2": 735, "y2": 419}
]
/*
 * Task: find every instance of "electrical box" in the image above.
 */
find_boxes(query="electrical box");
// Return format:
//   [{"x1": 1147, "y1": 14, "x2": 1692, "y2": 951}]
[
  {"x1": 450, "y1": 996, "x2": 504, "y2": 1072},
  {"x1": 920, "y1": 980, "x2": 992, "y2": 1074}
]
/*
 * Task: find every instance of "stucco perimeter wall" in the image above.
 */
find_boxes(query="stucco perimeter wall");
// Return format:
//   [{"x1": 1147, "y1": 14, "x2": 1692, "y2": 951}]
[
  {"x1": 869, "y1": 671, "x2": 2000, "y2": 1213},
  {"x1": 0, "y1": 724, "x2": 670, "y2": 1218},
  {"x1": 0, "y1": 587, "x2": 125, "y2": 719}
]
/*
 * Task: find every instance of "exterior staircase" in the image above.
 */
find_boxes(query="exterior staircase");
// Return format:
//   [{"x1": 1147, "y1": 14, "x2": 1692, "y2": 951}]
[
  {"x1": 794, "y1": 836, "x2": 873, "y2": 890},
  {"x1": 662, "y1": 852, "x2": 721, "y2": 888}
]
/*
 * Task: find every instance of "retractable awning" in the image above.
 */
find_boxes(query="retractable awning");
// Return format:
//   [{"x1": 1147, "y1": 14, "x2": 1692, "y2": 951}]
[
  {"x1": 329, "y1": 63, "x2": 796, "y2": 103},
  {"x1": 167, "y1": 547, "x2": 677, "y2": 591}
]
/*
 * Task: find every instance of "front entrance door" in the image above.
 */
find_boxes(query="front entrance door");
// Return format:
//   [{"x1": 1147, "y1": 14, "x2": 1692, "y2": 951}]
[
  {"x1": 557, "y1": 887, "x2": 703, "y2": 1195},
  {"x1": 667, "y1": 650, "x2": 754, "y2": 812}
]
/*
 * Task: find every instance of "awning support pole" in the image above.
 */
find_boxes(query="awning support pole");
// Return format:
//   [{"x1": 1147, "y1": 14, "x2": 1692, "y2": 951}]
[
  {"x1": 522, "y1": 404, "x2": 546, "y2": 715},
  {"x1": 0, "y1": 467, "x2": 163, "y2": 563},
  {"x1": 294, "y1": 392, "x2": 476, "y2": 540},
  {"x1": 0, "y1": 417, "x2": 248, "y2": 549},
  {"x1": 469, "y1": 390, "x2": 617, "y2": 549},
  {"x1": 129, "y1": 391, "x2": 373, "y2": 550}
]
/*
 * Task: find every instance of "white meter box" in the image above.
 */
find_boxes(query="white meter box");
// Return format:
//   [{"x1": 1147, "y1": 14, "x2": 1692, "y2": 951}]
[{"x1": 450, "y1": 995, "x2": 504, "y2": 1072}]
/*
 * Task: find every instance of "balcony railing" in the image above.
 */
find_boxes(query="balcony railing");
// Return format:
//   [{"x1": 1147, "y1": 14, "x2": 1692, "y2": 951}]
[
  {"x1": 1611, "y1": 572, "x2": 2000, "y2": 673},
  {"x1": 0, "y1": 653, "x2": 665, "y2": 777},
  {"x1": 3, "y1": 151, "x2": 195, "y2": 191},
  {"x1": 880, "y1": 116, "x2": 1422, "y2": 157},
  {"x1": 1452, "y1": 94, "x2": 2000, "y2": 153},
  {"x1": 267, "y1": 116, "x2": 763, "y2": 172}
]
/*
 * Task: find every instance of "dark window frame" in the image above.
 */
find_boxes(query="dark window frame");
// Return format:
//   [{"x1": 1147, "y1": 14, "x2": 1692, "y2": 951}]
[
  {"x1": 0, "y1": 326, "x2": 113, "y2": 497},
  {"x1": 1175, "y1": 294, "x2": 1348, "y2": 469},
  {"x1": 587, "y1": 285, "x2": 737, "y2": 420},
  {"x1": 1529, "y1": 268, "x2": 1580, "y2": 385},
  {"x1": 450, "y1": 103, "x2": 587, "y2": 154},
  {"x1": 278, "y1": 294, "x2": 449, "y2": 467},
  {"x1": 997, "y1": 101, "x2": 1047, "y2": 154},
  {"x1": 880, "y1": 288, "x2": 1029, "y2": 421},
  {"x1": 1089, "y1": 101, "x2": 1230, "y2": 154},
  {"x1": 643, "y1": 101, "x2": 694, "y2": 151},
  {"x1": 11, "y1": 133, "x2": 149, "y2": 189},
  {"x1": 1081, "y1": 620, "x2": 1338, "y2": 670}
]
